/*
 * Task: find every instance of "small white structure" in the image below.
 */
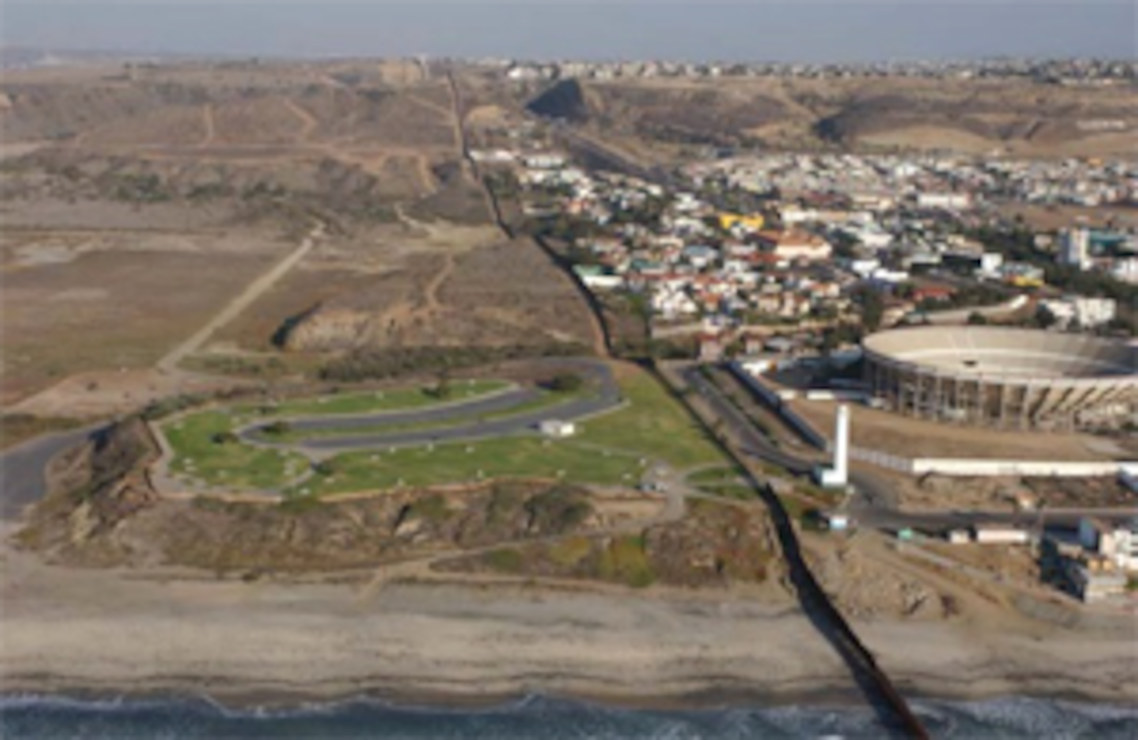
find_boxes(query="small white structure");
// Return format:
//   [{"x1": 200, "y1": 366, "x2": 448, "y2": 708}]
[
  {"x1": 947, "y1": 529, "x2": 971, "y2": 545},
  {"x1": 814, "y1": 404, "x2": 850, "y2": 488},
  {"x1": 973, "y1": 524, "x2": 1030, "y2": 545},
  {"x1": 917, "y1": 192, "x2": 972, "y2": 210},
  {"x1": 824, "y1": 512, "x2": 851, "y2": 532},
  {"x1": 539, "y1": 419, "x2": 576, "y2": 438}
]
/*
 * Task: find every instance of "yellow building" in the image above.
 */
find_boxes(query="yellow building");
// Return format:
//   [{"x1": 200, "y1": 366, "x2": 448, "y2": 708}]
[{"x1": 718, "y1": 212, "x2": 765, "y2": 231}]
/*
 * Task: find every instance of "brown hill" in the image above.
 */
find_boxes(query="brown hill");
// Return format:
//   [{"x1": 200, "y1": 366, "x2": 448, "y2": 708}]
[{"x1": 529, "y1": 76, "x2": 1138, "y2": 157}]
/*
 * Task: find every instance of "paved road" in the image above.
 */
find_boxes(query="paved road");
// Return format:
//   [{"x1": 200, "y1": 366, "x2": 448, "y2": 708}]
[
  {"x1": 0, "y1": 426, "x2": 103, "y2": 521},
  {"x1": 241, "y1": 358, "x2": 622, "y2": 454},
  {"x1": 270, "y1": 386, "x2": 542, "y2": 433}
]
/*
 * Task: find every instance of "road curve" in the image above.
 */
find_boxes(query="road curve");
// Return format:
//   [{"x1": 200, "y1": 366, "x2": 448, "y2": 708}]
[
  {"x1": 0, "y1": 425, "x2": 104, "y2": 521},
  {"x1": 238, "y1": 358, "x2": 622, "y2": 454}
]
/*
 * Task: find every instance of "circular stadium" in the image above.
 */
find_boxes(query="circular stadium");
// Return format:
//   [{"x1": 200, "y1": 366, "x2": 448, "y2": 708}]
[{"x1": 861, "y1": 326, "x2": 1138, "y2": 430}]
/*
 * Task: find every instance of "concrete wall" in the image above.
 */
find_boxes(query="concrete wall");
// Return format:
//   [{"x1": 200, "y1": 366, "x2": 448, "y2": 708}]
[
  {"x1": 910, "y1": 458, "x2": 1135, "y2": 478},
  {"x1": 727, "y1": 361, "x2": 828, "y2": 450}
]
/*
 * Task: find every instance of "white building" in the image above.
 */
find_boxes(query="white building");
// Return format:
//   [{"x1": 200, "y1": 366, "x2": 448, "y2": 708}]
[
  {"x1": 979, "y1": 252, "x2": 1005, "y2": 275},
  {"x1": 1079, "y1": 516, "x2": 1138, "y2": 572},
  {"x1": 1111, "y1": 257, "x2": 1138, "y2": 285},
  {"x1": 1040, "y1": 296, "x2": 1117, "y2": 328},
  {"x1": 916, "y1": 192, "x2": 972, "y2": 210},
  {"x1": 1059, "y1": 227, "x2": 1091, "y2": 270},
  {"x1": 972, "y1": 524, "x2": 1030, "y2": 545}
]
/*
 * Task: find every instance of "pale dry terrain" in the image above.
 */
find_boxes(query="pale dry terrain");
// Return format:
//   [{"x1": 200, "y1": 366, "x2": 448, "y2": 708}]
[
  {"x1": 0, "y1": 61, "x2": 598, "y2": 416},
  {"x1": 791, "y1": 399, "x2": 1133, "y2": 462},
  {"x1": 529, "y1": 74, "x2": 1138, "y2": 159},
  {"x1": 0, "y1": 228, "x2": 286, "y2": 406}
]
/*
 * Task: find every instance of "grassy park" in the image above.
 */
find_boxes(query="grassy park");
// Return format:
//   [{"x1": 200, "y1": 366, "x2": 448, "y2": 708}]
[
  {"x1": 160, "y1": 363, "x2": 731, "y2": 497},
  {"x1": 163, "y1": 411, "x2": 310, "y2": 491}
]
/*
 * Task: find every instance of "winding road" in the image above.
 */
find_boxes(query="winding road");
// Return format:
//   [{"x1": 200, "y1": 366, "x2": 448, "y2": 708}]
[
  {"x1": 0, "y1": 426, "x2": 104, "y2": 521},
  {"x1": 238, "y1": 358, "x2": 622, "y2": 455}
]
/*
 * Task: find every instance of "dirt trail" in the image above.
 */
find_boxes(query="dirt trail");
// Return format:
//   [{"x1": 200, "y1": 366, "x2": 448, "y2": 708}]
[
  {"x1": 156, "y1": 222, "x2": 325, "y2": 373},
  {"x1": 198, "y1": 104, "x2": 216, "y2": 147},
  {"x1": 406, "y1": 94, "x2": 457, "y2": 123},
  {"x1": 394, "y1": 204, "x2": 455, "y2": 313},
  {"x1": 282, "y1": 98, "x2": 319, "y2": 143}
]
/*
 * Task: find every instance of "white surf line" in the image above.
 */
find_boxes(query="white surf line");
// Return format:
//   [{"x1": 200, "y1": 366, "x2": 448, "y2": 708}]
[{"x1": 157, "y1": 221, "x2": 325, "y2": 373}]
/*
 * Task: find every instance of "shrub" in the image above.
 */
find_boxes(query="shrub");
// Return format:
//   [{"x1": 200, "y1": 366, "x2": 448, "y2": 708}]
[
  {"x1": 211, "y1": 431, "x2": 239, "y2": 445},
  {"x1": 484, "y1": 547, "x2": 525, "y2": 573},
  {"x1": 263, "y1": 421, "x2": 292, "y2": 437},
  {"x1": 547, "y1": 372, "x2": 584, "y2": 393}
]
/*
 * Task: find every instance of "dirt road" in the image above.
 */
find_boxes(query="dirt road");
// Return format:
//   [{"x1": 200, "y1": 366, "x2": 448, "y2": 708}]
[{"x1": 156, "y1": 221, "x2": 324, "y2": 373}]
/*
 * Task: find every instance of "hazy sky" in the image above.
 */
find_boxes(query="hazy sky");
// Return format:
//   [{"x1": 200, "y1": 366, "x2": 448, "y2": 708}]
[{"x1": 4, "y1": 1, "x2": 1135, "y2": 63}]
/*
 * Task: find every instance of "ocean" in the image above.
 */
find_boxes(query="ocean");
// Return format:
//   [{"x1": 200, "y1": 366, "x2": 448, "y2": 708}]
[{"x1": 2, "y1": 694, "x2": 1136, "y2": 739}]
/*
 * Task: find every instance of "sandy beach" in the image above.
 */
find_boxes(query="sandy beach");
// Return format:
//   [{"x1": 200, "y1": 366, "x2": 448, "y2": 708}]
[{"x1": 2, "y1": 520, "x2": 1136, "y2": 711}]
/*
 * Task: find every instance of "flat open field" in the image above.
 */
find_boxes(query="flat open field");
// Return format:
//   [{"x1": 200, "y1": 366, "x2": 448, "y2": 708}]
[
  {"x1": 791, "y1": 399, "x2": 1132, "y2": 462},
  {"x1": 0, "y1": 228, "x2": 287, "y2": 406}
]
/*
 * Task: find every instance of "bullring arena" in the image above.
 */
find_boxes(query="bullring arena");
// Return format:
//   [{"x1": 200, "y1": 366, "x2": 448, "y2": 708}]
[{"x1": 861, "y1": 326, "x2": 1137, "y2": 430}]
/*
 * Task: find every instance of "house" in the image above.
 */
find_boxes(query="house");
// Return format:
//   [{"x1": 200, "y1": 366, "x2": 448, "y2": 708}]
[
  {"x1": 911, "y1": 283, "x2": 958, "y2": 304},
  {"x1": 1065, "y1": 556, "x2": 1128, "y2": 602},
  {"x1": 718, "y1": 212, "x2": 765, "y2": 232},
  {"x1": 755, "y1": 229, "x2": 833, "y2": 262},
  {"x1": 1079, "y1": 516, "x2": 1138, "y2": 572},
  {"x1": 699, "y1": 333, "x2": 726, "y2": 362}
]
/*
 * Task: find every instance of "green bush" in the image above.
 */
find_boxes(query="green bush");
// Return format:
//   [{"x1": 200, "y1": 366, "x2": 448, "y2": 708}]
[{"x1": 484, "y1": 547, "x2": 525, "y2": 573}]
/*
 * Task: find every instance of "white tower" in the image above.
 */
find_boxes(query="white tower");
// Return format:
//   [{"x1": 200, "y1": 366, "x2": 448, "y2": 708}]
[
  {"x1": 833, "y1": 404, "x2": 850, "y2": 485},
  {"x1": 814, "y1": 403, "x2": 851, "y2": 489}
]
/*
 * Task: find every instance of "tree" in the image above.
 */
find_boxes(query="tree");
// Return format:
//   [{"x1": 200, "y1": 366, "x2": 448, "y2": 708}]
[
  {"x1": 548, "y1": 372, "x2": 584, "y2": 393},
  {"x1": 432, "y1": 368, "x2": 452, "y2": 400},
  {"x1": 212, "y1": 431, "x2": 239, "y2": 445},
  {"x1": 263, "y1": 421, "x2": 291, "y2": 437},
  {"x1": 1035, "y1": 304, "x2": 1058, "y2": 330},
  {"x1": 967, "y1": 311, "x2": 989, "y2": 326},
  {"x1": 856, "y1": 288, "x2": 885, "y2": 332}
]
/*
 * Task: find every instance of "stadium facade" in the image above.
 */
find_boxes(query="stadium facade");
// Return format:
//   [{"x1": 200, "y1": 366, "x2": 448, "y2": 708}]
[{"x1": 862, "y1": 327, "x2": 1137, "y2": 430}]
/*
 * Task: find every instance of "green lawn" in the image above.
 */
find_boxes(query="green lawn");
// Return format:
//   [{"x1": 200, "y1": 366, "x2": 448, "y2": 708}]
[
  {"x1": 288, "y1": 436, "x2": 646, "y2": 497},
  {"x1": 577, "y1": 366, "x2": 729, "y2": 470},
  {"x1": 239, "y1": 379, "x2": 510, "y2": 419},
  {"x1": 163, "y1": 412, "x2": 309, "y2": 491}
]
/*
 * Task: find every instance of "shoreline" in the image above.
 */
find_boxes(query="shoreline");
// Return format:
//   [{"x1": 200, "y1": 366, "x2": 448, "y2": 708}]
[
  {"x1": 0, "y1": 674, "x2": 867, "y2": 713},
  {"x1": 0, "y1": 678, "x2": 1133, "y2": 714},
  {"x1": 4, "y1": 664, "x2": 1134, "y2": 714}
]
